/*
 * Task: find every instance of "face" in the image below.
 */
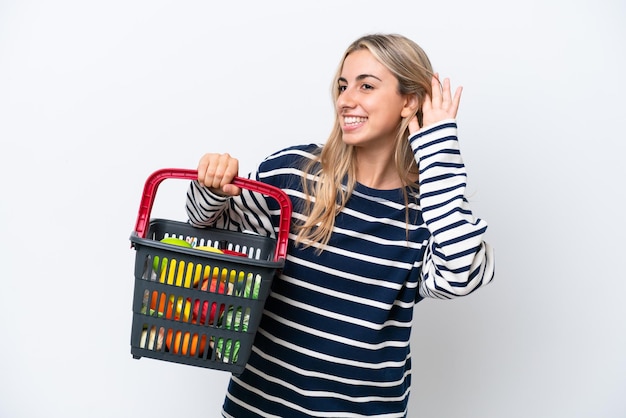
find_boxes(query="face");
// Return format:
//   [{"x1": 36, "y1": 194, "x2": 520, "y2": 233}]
[{"x1": 336, "y1": 49, "x2": 415, "y2": 150}]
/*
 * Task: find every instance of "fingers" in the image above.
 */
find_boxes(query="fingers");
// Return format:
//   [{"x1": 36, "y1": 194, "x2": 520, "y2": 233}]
[
  {"x1": 441, "y1": 77, "x2": 451, "y2": 107},
  {"x1": 197, "y1": 153, "x2": 241, "y2": 196},
  {"x1": 430, "y1": 73, "x2": 442, "y2": 107},
  {"x1": 420, "y1": 74, "x2": 463, "y2": 128},
  {"x1": 450, "y1": 84, "x2": 463, "y2": 118},
  {"x1": 434, "y1": 75, "x2": 452, "y2": 107}
]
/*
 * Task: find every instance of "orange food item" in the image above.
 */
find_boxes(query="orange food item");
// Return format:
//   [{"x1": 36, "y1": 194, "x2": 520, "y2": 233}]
[
  {"x1": 150, "y1": 291, "x2": 190, "y2": 321},
  {"x1": 150, "y1": 291, "x2": 167, "y2": 315},
  {"x1": 166, "y1": 330, "x2": 207, "y2": 356}
]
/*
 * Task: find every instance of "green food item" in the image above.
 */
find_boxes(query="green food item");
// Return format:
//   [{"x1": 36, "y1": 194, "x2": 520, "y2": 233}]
[
  {"x1": 149, "y1": 309, "x2": 164, "y2": 318},
  {"x1": 234, "y1": 274, "x2": 261, "y2": 299},
  {"x1": 152, "y1": 237, "x2": 192, "y2": 273},
  {"x1": 215, "y1": 273, "x2": 260, "y2": 362},
  {"x1": 216, "y1": 307, "x2": 250, "y2": 363},
  {"x1": 246, "y1": 275, "x2": 261, "y2": 300}
]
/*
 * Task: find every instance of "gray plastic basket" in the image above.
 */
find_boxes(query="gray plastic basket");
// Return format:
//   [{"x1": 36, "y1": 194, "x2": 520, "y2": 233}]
[{"x1": 129, "y1": 169, "x2": 291, "y2": 375}]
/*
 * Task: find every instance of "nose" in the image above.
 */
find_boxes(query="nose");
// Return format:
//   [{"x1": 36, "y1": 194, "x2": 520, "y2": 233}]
[{"x1": 336, "y1": 87, "x2": 356, "y2": 112}]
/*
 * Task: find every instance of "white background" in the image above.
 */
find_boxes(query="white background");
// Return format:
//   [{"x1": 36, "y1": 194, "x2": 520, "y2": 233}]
[{"x1": 1, "y1": 1, "x2": 625, "y2": 417}]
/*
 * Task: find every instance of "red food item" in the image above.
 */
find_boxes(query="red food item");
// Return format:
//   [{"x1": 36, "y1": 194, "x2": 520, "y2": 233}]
[
  {"x1": 221, "y1": 249, "x2": 248, "y2": 257},
  {"x1": 191, "y1": 278, "x2": 226, "y2": 325}
]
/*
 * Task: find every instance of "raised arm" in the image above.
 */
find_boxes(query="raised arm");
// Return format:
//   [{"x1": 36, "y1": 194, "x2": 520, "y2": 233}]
[{"x1": 409, "y1": 76, "x2": 495, "y2": 299}]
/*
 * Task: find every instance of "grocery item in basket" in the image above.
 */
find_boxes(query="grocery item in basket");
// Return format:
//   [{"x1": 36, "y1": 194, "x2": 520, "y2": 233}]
[
  {"x1": 191, "y1": 278, "x2": 229, "y2": 325},
  {"x1": 153, "y1": 238, "x2": 207, "y2": 289},
  {"x1": 213, "y1": 276, "x2": 261, "y2": 362},
  {"x1": 140, "y1": 326, "x2": 165, "y2": 351},
  {"x1": 159, "y1": 259, "x2": 206, "y2": 288},
  {"x1": 147, "y1": 290, "x2": 192, "y2": 321},
  {"x1": 216, "y1": 307, "x2": 250, "y2": 363},
  {"x1": 195, "y1": 245, "x2": 224, "y2": 254},
  {"x1": 221, "y1": 249, "x2": 248, "y2": 257},
  {"x1": 152, "y1": 237, "x2": 192, "y2": 273},
  {"x1": 233, "y1": 274, "x2": 261, "y2": 299},
  {"x1": 166, "y1": 330, "x2": 208, "y2": 356}
]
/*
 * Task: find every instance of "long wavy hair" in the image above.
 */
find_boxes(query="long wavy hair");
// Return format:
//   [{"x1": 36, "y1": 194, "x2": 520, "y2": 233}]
[{"x1": 294, "y1": 34, "x2": 435, "y2": 251}]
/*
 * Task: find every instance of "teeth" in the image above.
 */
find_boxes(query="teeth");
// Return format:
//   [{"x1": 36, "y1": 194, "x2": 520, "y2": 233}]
[{"x1": 344, "y1": 116, "x2": 367, "y2": 125}]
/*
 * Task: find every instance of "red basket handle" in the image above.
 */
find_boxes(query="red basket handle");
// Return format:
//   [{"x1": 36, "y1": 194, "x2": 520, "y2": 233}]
[{"x1": 133, "y1": 168, "x2": 292, "y2": 262}]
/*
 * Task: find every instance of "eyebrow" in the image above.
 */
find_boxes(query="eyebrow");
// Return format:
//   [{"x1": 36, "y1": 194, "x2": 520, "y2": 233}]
[{"x1": 338, "y1": 74, "x2": 383, "y2": 83}]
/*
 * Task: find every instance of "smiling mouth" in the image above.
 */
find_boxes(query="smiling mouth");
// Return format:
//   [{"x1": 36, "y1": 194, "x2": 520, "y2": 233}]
[{"x1": 344, "y1": 116, "x2": 367, "y2": 126}]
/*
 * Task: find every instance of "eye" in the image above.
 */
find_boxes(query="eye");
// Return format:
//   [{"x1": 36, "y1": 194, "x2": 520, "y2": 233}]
[
  {"x1": 361, "y1": 83, "x2": 373, "y2": 91},
  {"x1": 338, "y1": 84, "x2": 347, "y2": 93}
]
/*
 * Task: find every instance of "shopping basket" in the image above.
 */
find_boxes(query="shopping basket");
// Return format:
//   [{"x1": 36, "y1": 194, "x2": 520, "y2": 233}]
[{"x1": 129, "y1": 168, "x2": 292, "y2": 375}]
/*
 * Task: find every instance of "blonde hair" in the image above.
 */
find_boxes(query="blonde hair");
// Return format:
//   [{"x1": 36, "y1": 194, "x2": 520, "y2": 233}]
[{"x1": 295, "y1": 34, "x2": 435, "y2": 251}]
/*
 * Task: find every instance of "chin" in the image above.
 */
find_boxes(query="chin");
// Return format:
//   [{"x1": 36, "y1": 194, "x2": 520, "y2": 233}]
[{"x1": 340, "y1": 133, "x2": 363, "y2": 146}]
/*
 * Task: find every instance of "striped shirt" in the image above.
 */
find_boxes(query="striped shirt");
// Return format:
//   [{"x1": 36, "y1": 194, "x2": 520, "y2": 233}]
[{"x1": 185, "y1": 120, "x2": 495, "y2": 417}]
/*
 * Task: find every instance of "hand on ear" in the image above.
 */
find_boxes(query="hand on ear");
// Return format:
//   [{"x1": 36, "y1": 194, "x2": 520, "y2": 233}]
[
  {"x1": 406, "y1": 74, "x2": 462, "y2": 134},
  {"x1": 421, "y1": 74, "x2": 462, "y2": 129}
]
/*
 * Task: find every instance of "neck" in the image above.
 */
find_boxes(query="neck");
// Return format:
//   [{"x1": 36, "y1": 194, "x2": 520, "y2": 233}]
[
  {"x1": 354, "y1": 150, "x2": 402, "y2": 190},
  {"x1": 353, "y1": 146, "x2": 419, "y2": 189}
]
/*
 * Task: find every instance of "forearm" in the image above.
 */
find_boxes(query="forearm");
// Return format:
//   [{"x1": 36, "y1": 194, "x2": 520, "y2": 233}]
[
  {"x1": 410, "y1": 120, "x2": 495, "y2": 298},
  {"x1": 185, "y1": 176, "x2": 276, "y2": 238},
  {"x1": 185, "y1": 180, "x2": 230, "y2": 227}
]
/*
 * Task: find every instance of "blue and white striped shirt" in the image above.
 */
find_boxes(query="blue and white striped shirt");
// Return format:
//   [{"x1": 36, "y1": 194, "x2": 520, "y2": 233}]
[{"x1": 185, "y1": 120, "x2": 495, "y2": 417}]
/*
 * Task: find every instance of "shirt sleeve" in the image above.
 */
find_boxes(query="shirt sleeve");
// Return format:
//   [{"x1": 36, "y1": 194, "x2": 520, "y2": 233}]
[
  {"x1": 185, "y1": 173, "x2": 276, "y2": 239},
  {"x1": 409, "y1": 119, "x2": 495, "y2": 299}
]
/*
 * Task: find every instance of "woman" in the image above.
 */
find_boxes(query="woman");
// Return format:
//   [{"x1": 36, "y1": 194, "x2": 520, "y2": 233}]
[{"x1": 186, "y1": 33, "x2": 495, "y2": 418}]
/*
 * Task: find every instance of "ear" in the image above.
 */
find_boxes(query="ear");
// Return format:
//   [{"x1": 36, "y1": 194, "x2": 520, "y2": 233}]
[{"x1": 400, "y1": 94, "x2": 419, "y2": 118}]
